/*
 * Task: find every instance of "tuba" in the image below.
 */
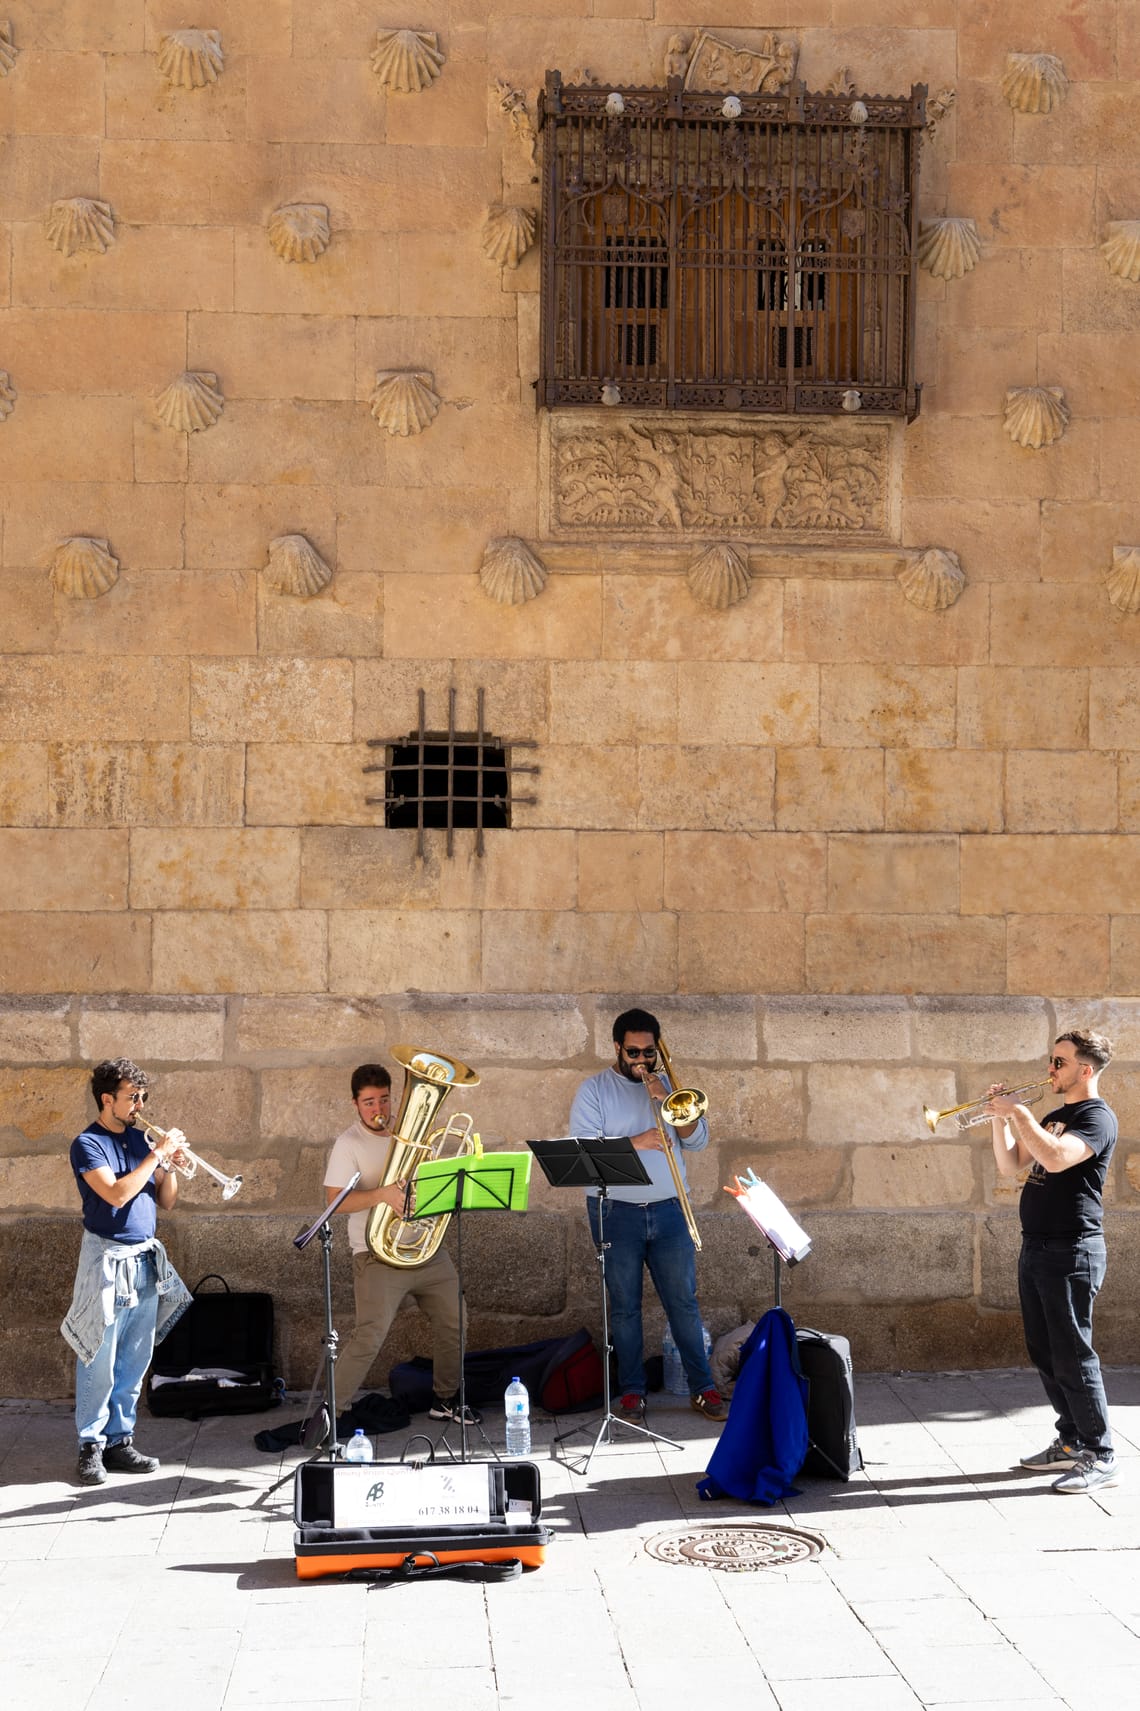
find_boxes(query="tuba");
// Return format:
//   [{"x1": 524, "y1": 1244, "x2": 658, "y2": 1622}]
[{"x1": 364, "y1": 1045, "x2": 480, "y2": 1268}]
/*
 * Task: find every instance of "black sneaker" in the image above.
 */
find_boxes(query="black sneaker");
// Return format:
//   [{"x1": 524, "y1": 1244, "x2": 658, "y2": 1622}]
[
  {"x1": 103, "y1": 1438, "x2": 160, "y2": 1474},
  {"x1": 429, "y1": 1391, "x2": 484, "y2": 1426},
  {"x1": 77, "y1": 1443, "x2": 106, "y2": 1485}
]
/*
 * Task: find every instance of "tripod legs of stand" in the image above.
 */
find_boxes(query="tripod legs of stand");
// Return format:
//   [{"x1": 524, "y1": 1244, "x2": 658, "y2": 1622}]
[
  {"x1": 261, "y1": 1221, "x2": 343, "y2": 1503},
  {"x1": 554, "y1": 1190, "x2": 682, "y2": 1477}
]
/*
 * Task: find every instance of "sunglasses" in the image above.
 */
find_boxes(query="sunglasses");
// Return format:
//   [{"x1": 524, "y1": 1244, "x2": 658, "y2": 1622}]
[
  {"x1": 1049, "y1": 1056, "x2": 1073, "y2": 1071},
  {"x1": 622, "y1": 1047, "x2": 658, "y2": 1060}
]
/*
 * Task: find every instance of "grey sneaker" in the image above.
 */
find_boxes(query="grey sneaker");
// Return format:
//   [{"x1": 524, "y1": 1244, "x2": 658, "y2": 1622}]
[
  {"x1": 103, "y1": 1438, "x2": 160, "y2": 1474},
  {"x1": 1053, "y1": 1452, "x2": 1118, "y2": 1495},
  {"x1": 1020, "y1": 1437, "x2": 1081, "y2": 1471},
  {"x1": 77, "y1": 1443, "x2": 106, "y2": 1485}
]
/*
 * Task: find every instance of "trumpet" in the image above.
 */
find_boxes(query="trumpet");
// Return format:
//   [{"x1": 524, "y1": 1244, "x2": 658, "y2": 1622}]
[
  {"x1": 922, "y1": 1079, "x2": 1052, "y2": 1134},
  {"x1": 136, "y1": 1118, "x2": 244, "y2": 1200},
  {"x1": 643, "y1": 1036, "x2": 706, "y2": 1252}
]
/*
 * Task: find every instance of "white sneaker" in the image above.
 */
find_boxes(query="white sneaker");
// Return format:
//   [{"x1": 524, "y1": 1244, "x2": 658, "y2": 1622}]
[{"x1": 1052, "y1": 1452, "x2": 1119, "y2": 1495}]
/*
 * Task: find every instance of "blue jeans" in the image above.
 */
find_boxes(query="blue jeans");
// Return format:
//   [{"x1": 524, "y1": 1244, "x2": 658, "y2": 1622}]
[
  {"x1": 75, "y1": 1251, "x2": 159, "y2": 1448},
  {"x1": 588, "y1": 1196, "x2": 713, "y2": 1397},
  {"x1": 1019, "y1": 1233, "x2": 1112, "y2": 1455}
]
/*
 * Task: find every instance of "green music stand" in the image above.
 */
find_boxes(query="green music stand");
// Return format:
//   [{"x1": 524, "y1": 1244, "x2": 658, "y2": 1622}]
[{"x1": 409, "y1": 1151, "x2": 532, "y2": 1460}]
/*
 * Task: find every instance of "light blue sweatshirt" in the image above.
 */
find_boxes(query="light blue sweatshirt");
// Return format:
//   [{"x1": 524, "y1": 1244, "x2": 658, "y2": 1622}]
[{"x1": 568, "y1": 1065, "x2": 709, "y2": 1203}]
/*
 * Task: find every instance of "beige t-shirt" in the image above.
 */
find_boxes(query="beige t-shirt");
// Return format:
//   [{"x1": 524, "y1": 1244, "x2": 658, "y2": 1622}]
[{"x1": 324, "y1": 1117, "x2": 393, "y2": 1256}]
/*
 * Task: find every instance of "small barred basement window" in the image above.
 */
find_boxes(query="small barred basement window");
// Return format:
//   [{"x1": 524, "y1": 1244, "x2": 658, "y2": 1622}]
[
  {"x1": 364, "y1": 689, "x2": 538, "y2": 857},
  {"x1": 537, "y1": 73, "x2": 926, "y2": 418}
]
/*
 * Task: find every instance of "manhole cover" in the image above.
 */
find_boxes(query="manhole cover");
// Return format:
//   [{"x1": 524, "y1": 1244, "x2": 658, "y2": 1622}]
[{"x1": 643, "y1": 1522, "x2": 826, "y2": 1572}]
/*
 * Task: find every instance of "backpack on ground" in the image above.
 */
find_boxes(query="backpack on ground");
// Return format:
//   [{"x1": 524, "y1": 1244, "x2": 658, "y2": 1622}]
[{"x1": 147, "y1": 1274, "x2": 280, "y2": 1419}]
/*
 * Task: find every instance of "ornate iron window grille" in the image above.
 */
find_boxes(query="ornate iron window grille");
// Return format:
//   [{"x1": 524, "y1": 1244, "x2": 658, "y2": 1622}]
[
  {"x1": 364, "y1": 689, "x2": 539, "y2": 858},
  {"x1": 537, "y1": 73, "x2": 926, "y2": 419}
]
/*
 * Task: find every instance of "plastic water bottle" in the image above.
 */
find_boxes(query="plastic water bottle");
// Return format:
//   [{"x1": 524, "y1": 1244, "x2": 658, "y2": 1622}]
[
  {"x1": 344, "y1": 1427, "x2": 371, "y2": 1462},
  {"x1": 504, "y1": 1377, "x2": 531, "y2": 1456},
  {"x1": 662, "y1": 1326, "x2": 686, "y2": 1395}
]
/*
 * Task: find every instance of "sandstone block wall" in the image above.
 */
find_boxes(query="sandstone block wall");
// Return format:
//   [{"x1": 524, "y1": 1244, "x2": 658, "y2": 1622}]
[{"x1": 2, "y1": 4, "x2": 1138, "y2": 1393}]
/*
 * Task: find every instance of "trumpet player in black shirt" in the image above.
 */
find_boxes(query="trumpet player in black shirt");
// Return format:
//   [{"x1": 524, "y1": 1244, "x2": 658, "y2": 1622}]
[{"x1": 986, "y1": 1030, "x2": 1118, "y2": 1494}]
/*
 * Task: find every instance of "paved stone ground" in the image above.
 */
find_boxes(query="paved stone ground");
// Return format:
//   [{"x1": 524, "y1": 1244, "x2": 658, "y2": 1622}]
[{"x1": 3, "y1": 1370, "x2": 1139, "y2": 1711}]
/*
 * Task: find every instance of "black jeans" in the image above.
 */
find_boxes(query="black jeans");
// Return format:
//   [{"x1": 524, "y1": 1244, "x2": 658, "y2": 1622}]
[{"x1": 1018, "y1": 1232, "x2": 1111, "y2": 1455}]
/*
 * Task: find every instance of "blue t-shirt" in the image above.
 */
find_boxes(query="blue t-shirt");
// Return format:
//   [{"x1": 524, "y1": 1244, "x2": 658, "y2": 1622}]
[{"x1": 70, "y1": 1121, "x2": 158, "y2": 1242}]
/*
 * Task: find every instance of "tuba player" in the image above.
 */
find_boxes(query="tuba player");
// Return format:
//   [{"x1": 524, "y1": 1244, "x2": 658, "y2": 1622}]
[{"x1": 323, "y1": 1062, "x2": 480, "y2": 1426}]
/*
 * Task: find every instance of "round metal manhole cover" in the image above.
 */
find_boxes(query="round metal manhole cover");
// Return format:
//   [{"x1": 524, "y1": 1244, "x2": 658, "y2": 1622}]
[{"x1": 643, "y1": 1522, "x2": 826, "y2": 1572}]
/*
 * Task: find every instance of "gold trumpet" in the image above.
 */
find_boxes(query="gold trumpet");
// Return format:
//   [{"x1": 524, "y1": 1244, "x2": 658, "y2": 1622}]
[
  {"x1": 643, "y1": 1035, "x2": 706, "y2": 1251},
  {"x1": 364, "y1": 1045, "x2": 479, "y2": 1267},
  {"x1": 136, "y1": 1118, "x2": 243, "y2": 1200},
  {"x1": 923, "y1": 1079, "x2": 1052, "y2": 1134}
]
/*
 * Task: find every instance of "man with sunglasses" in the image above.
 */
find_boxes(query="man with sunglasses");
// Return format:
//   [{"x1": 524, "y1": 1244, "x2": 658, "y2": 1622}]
[
  {"x1": 568, "y1": 1008, "x2": 725, "y2": 1422},
  {"x1": 987, "y1": 1030, "x2": 1118, "y2": 1494},
  {"x1": 61, "y1": 1059, "x2": 191, "y2": 1486}
]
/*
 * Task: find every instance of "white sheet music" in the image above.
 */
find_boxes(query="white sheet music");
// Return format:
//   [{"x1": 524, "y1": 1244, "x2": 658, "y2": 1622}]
[{"x1": 727, "y1": 1170, "x2": 812, "y2": 1264}]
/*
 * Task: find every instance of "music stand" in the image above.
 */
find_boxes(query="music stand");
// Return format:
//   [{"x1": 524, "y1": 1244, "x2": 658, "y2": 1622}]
[
  {"x1": 260, "y1": 1173, "x2": 360, "y2": 1503},
  {"x1": 406, "y1": 1152, "x2": 531, "y2": 1463},
  {"x1": 528, "y1": 1136, "x2": 683, "y2": 1476}
]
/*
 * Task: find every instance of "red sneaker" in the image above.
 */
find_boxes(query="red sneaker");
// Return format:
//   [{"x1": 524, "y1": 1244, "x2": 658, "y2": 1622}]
[
  {"x1": 618, "y1": 1393, "x2": 646, "y2": 1420},
  {"x1": 690, "y1": 1387, "x2": 726, "y2": 1421}
]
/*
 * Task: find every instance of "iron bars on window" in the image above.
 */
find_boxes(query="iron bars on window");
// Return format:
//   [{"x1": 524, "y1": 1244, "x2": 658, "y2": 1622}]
[
  {"x1": 364, "y1": 688, "x2": 539, "y2": 858},
  {"x1": 537, "y1": 73, "x2": 926, "y2": 419}
]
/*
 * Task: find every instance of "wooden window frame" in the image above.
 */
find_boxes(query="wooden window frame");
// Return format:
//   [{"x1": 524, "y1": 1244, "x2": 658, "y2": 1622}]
[{"x1": 537, "y1": 73, "x2": 926, "y2": 419}]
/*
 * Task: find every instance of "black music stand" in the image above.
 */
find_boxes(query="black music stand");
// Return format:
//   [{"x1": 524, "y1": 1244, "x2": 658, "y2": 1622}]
[
  {"x1": 406, "y1": 1156, "x2": 529, "y2": 1464},
  {"x1": 260, "y1": 1173, "x2": 360, "y2": 1503},
  {"x1": 528, "y1": 1136, "x2": 683, "y2": 1476}
]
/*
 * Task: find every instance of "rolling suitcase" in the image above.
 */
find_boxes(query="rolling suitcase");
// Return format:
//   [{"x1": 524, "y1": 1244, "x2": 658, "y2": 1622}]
[
  {"x1": 146, "y1": 1273, "x2": 279, "y2": 1419},
  {"x1": 796, "y1": 1326, "x2": 862, "y2": 1479}
]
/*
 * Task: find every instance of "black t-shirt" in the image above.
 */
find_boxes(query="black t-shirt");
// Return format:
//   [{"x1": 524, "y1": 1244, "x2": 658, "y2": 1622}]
[{"x1": 1019, "y1": 1097, "x2": 1117, "y2": 1238}]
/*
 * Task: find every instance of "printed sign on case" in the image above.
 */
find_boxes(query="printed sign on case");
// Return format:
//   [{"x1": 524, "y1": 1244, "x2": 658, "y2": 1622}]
[{"x1": 332, "y1": 1463, "x2": 494, "y2": 1530}]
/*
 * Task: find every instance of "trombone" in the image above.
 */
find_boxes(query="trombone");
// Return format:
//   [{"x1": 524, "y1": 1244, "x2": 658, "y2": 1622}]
[
  {"x1": 644, "y1": 1036, "x2": 707, "y2": 1251},
  {"x1": 922, "y1": 1079, "x2": 1052, "y2": 1134},
  {"x1": 137, "y1": 1118, "x2": 244, "y2": 1200}
]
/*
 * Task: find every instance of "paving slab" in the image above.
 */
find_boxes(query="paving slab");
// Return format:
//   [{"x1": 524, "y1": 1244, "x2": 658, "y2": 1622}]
[{"x1": 2, "y1": 1370, "x2": 1139, "y2": 1710}]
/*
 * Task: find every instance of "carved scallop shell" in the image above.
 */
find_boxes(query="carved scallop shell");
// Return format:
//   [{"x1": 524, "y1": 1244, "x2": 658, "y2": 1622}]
[
  {"x1": 45, "y1": 197, "x2": 115, "y2": 257},
  {"x1": 264, "y1": 534, "x2": 333, "y2": 599},
  {"x1": 1000, "y1": 52, "x2": 1067, "y2": 114},
  {"x1": 898, "y1": 548, "x2": 966, "y2": 612},
  {"x1": 49, "y1": 536, "x2": 120, "y2": 600},
  {"x1": 479, "y1": 537, "x2": 548, "y2": 606},
  {"x1": 686, "y1": 543, "x2": 751, "y2": 611},
  {"x1": 268, "y1": 203, "x2": 330, "y2": 264},
  {"x1": 1003, "y1": 385, "x2": 1069, "y2": 450},
  {"x1": 0, "y1": 20, "x2": 19, "y2": 76},
  {"x1": 370, "y1": 370, "x2": 440, "y2": 437},
  {"x1": 155, "y1": 371, "x2": 224, "y2": 432},
  {"x1": 481, "y1": 205, "x2": 537, "y2": 270},
  {"x1": 916, "y1": 217, "x2": 982, "y2": 281},
  {"x1": 0, "y1": 370, "x2": 15, "y2": 422},
  {"x1": 1106, "y1": 547, "x2": 1140, "y2": 616},
  {"x1": 371, "y1": 29, "x2": 445, "y2": 93},
  {"x1": 157, "y1": 28, "x2": 223, "y2": 89},
  {"x1": 1101, "y1": 222, "x2": 1140, "y2": 284}
]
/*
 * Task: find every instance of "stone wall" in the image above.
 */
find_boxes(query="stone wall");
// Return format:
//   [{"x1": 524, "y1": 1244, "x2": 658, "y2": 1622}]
[
  {"x1": 4, "y1": 992, "x2": 1139, "y2": 1395},
  {"x1": 2, "y1": 5, "x2": 1139, "y2": 1393}
]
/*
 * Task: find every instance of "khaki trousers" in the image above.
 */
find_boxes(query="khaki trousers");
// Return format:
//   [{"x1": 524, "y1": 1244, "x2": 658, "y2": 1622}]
[{"x1": 334, "y1": 1245, "x2": 463, "y2": 1403}]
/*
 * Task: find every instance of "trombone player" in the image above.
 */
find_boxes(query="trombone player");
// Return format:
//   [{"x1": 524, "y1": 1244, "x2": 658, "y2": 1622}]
[
  {"x1": 568, "y1": 1008, "x2": 726, "y2": 1422},
  {"x1": 986, "y1": 1030, "x2": 1118, "y2": 1494}
]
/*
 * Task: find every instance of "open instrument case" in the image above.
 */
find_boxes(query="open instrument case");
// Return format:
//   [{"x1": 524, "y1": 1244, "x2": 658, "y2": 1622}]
[{"x1": 293, "y1": 1456, "x2": 551, "y2": 1579}]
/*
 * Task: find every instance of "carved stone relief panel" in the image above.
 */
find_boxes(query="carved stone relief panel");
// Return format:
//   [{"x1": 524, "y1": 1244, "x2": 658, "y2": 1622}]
[{"x1": 541, "y1": 414, "x2": 899, "y2": 545}]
